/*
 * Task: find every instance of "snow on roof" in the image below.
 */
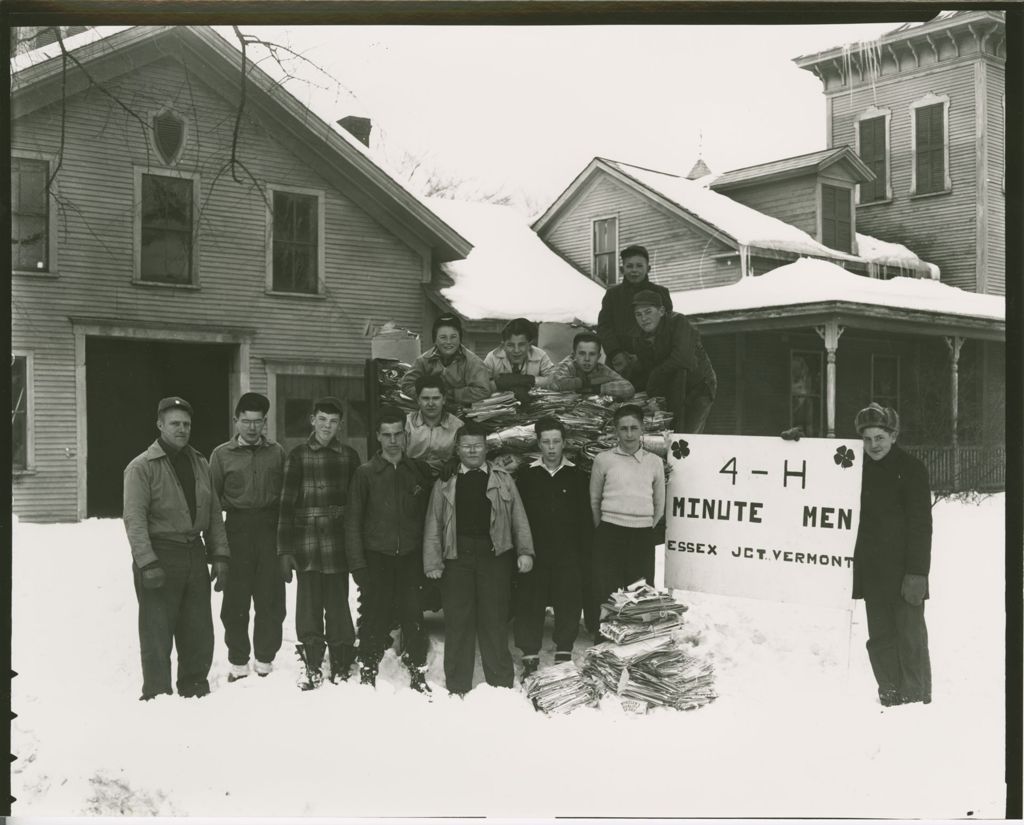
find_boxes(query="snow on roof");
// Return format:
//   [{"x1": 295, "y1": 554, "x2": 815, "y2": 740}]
[
  {"x1": 10, "y1": 26, "x2": 133, "y2": 74},
  {"x1": 672, "y1": 257, "x2": 1004, "y2": 322},
  {"x1": 710, "y1": 147, "x2": 872, "y2": 189},
  {"x1": 856, "y1": 233, "x2": 940, "y2": 279},
  {"x1": 604, "y1": 159, "x2": 863, "y2": 263},
  {"x1": 428, "y1": 198, "x2": 605, "y2": 325}
]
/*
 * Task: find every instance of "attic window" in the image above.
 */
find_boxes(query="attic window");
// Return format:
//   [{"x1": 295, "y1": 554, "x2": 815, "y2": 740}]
[{"x1": 153, "y1": 110, "x2": 185, "y2": 165}]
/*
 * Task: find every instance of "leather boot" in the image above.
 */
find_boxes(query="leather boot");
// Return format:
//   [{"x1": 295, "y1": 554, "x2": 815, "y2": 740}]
[
  {"x1": 359, "y1": 651, "x2": 379, "y2": 687},
  {"x1": 403, "y1": 652, "x2": 431, "y2": 694},
  {"x1": 328, "y1": 643, "x2": 356, "y2": 683},
  {"x1": 295, "y1": 643, "x2": 323, "y2": 691}
]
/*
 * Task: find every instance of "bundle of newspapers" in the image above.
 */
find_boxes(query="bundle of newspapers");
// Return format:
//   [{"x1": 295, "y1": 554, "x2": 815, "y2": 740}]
[
  {"x1": 598, "y1": 581, "x2": 689, "y2": 644},
  {"x1": 522, "y1": 660, "x2": 601, "y2": 714},
  {"x1": 582, "y1": 636, "x2": 717, "y2": 712}
]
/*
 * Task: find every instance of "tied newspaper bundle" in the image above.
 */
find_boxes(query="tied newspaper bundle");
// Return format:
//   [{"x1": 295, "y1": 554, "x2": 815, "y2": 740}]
[
  {"x1": 599, "y1": 580, "x2": 689, "y2": 643},
  {"x1": 522, "y1": 660, "x2": 601, "y2": 714},
  {"x1": 582, "y1": 636, "x2": 717, "y2": 713}
]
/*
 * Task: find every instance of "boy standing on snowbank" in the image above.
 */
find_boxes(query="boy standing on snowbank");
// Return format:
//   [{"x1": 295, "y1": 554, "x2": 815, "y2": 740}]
[{"x1": 278, "y1": 397, "x2": 360, "y2": 690}]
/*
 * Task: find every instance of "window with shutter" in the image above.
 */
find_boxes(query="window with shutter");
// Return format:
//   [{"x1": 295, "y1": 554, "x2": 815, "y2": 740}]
[
  {"x1": 11, "y1": 354, "x2": 30, "y2": 471},
  {"x1": 858, "y1": 116, "x2": 887, "y2": 203},
  {"x1": 592, "y1": 217, "x2": 617, "y2": 285},
  {"x1": 820, "y1": 184, "x2": 852, "y2": 253},
  {"x1": 915, "y1": 103, "x2": 946, "y2": 194}
]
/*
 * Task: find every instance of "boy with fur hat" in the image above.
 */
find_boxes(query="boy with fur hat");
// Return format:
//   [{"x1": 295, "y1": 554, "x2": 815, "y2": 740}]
[
  {"x1": 852, "y1": 402, "x2": 933, "y2": 707},
  {"x1": 278, "y1": 397, "x2": 361, "y2": 689},
  {"x1": 211, "y1": 392, "x2": 287, "y2": 681}
]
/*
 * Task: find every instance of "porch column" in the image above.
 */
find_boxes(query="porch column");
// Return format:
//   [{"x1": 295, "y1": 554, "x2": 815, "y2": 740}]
[
  {"x1": 945, "y1": 336, "x2": 964, "y2": 489},
  {"x1": 816, "y1": 320, "x2": 845, "y2": 438}
]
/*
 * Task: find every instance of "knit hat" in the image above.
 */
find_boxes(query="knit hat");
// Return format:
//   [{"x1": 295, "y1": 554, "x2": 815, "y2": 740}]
[
  {"x1": 632, "y1": 289, "x2": 664, "y2": 309},
  {"x1": 431, "y1": 314, "x2": 463, "y2": 341},
  {"x1": 157, "y1": 396, "x2": 193, "y2": 416},
  {"x1": 854, "y1": 402, "x2": 900, "y2": 434}
]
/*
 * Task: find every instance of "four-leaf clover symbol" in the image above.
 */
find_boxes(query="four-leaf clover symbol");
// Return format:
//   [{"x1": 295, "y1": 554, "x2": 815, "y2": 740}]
[
  {"x1": 671, "y1": 439, "x2": 690, "y2": 460},
  {"x1": 834, "y1": 446, "x2": 856, "y2": 469}
]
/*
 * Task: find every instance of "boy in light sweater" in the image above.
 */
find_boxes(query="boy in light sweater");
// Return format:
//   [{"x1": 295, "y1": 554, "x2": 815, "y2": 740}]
[{"x1": 589, "y1": 405, "x2": 666, "y2": 622}]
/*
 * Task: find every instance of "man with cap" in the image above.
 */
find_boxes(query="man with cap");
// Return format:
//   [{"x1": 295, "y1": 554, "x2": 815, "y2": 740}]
[
  {"x1": 483, "y1": 317, "x2": 556, "y2": 400},
  {"x1": 852, "y1": 402, "x2": 933, "y2": 707},
  {"x1": 626, "y1": 290, "x2": 717, "y2": 433},
  {"x1": 278, "y1": 396, "x2": 361, "y2": 690},
  {"x1": 596, "y1": 244, "x2": 673, "y2": 376},
  {"x1": 123, "y1": 396, "x2": 230, "y2": 701},
  {"x1": 210, "y1": 392, "x2": 287, "y2": 682},
  {"x1": 400, "y1": 314, "x2": 491, "y2": 408}
]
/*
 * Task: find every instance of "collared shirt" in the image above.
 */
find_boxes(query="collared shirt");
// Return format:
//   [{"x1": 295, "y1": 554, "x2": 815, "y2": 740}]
[
  {"x1": 529, "y1": 456, "x2": 576, "y2": 477},
  {"x1": 483, "y1": 345, "x2": 556, "y2": 387},
  {"x1": 459, "y1": 461, "x2": 490, "y2": 475},
  {"x1": 589, "y1": 445, "x2": 666, "y2": 528},
  {"x1": 549, "y1": 355, "x2": 636, "y2": 400},
  {"x1": 210, "y1": 434, "x2": 287, "y2": 510},
  {"x1": 405, "y1": 410, "x2": 463, "y2": 471}
]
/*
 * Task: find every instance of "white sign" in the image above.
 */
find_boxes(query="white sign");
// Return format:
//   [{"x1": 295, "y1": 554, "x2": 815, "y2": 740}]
[{"x1": 664, "y1": 434, "x2": 862, "y2": 609}]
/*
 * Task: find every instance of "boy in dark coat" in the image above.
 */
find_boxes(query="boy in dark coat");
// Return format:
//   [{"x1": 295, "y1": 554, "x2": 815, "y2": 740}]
[
  {"x1": 596, "y1": 244, "x2": 673, "y2": 375},
  {"x1": 278, "y1": 397, "x2": 361, "y2": 689},
  {"x1": 514, "y1": 417, "x2": 594, "y2": 676},
  {"x1": 853, "y1": 402, "x2": 933, "y2": 707}
]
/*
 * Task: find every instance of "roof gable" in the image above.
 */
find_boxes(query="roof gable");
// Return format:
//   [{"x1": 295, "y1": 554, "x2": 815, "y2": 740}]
[
  {"x1": 710, "y1": 146, "x2": 875, "y2": 191},
  {"x1": 11, "y1": 25, "x2": 472, "y2": 263}
]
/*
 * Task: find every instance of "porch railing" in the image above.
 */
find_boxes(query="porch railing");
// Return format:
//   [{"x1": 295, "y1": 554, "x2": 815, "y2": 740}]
[{"x1": 902, "y1": 445, "x2": 1006, "y2": 493}]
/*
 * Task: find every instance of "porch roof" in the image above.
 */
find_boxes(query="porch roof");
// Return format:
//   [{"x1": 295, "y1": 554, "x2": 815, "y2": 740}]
[{"x1": 677, "y1": 258, "x2": 1005, "y2": 340}]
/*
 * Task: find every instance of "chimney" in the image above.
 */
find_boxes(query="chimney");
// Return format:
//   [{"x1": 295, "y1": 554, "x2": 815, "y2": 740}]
[
  {"x1": 337, "y1": 115, "x2": 372, "y2": 147},
  {"x1": 686, "y1": 157, "x2": 712, "y2": 180}
]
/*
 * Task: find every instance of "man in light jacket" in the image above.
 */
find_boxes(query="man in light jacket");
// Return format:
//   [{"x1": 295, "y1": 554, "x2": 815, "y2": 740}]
[
  {"x1": 123, "y1": 396, "x2": 229, "y2": 701},
  {"x1": 400, "y1": 314, "x2": 490, "y2": 407},
  {"x1": 423, "y1": 421, "x2": 534, "y2": 694},
  {"x1": 483, "y1": 317, "x2": 556, "y2": 398}
]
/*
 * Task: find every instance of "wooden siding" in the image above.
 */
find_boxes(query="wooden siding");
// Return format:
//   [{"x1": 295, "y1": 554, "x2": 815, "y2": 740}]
[
  {"x1": 718, "y1": 173, "x2": 819, "y2": 238},
  {"x1": 539, "y1": 171, "x2": 738, "y2": 294},
  {"x1": 985, "y1": 59, "x2": 1005, "y2": 295},
  {"x1": 11, "y1": 54, "x2": 428, "y2": 521},
  {"x1": 829, "y1": 61, "x2": 980, "y2": 291}
]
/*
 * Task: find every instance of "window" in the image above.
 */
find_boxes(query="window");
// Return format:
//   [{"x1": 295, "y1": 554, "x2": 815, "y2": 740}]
[
  {"x1": 272, "y1": 191, "x2": 320, "y2": 294},
  {"x1": 592, "y1": 216, "x2": 618, "y2": 285},
  {"x1": 820, "y1": 184, "x2": 852, "y2": 252},
  {"x1": 871, "y1": 354, "x2": 900, "y2": 411},
  {"x1": 274, "y1": 372, "x2": 367, "y2": 460},
  {"x1": 910, "y1": 94, "x2": 950, "y2": 195},
  {"x1": 857, "y1": 115, "x2": 888, "y2": 203},
  {"x1": 140, "y1": 173, "x2": 194, "y2": 284},
  {"x1": 790, "y1": 351, "x2": 823, "y2": 437},
  {"x1": 11, "y1": 353, "x2": 33, "y2": 471},
  {"x1": 11, "y1": 157, "x2": 50, "y2": 272}
]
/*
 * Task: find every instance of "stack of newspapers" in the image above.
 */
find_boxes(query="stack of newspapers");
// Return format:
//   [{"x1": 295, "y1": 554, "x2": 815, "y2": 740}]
[
  {"x1": 598, "y1": 581, "x2": 689, "y2": 644},
  {"x1": 522, "y1": 660, "x2": 600, "y2": 714}
]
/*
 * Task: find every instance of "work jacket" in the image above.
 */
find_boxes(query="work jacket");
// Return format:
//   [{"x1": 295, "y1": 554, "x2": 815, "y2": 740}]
[
  {"x1": 123, "y1": 439, "x2": 229, "y2": 569},
  {"x1": 596, "y1": 278, "x2": 674, "y2": 360},
  {"x1": 483, "y1": 345, "x2": 556, "y2": 387},
  {"x1": 630, "y1": 311, "x2": 718, "y2": 399},
  {"x1": 400, "y1": 345, "x2": 491, "y2": 406},
  {"x1": 423, "y1": 463, "x2": 535, "y2": 575}
]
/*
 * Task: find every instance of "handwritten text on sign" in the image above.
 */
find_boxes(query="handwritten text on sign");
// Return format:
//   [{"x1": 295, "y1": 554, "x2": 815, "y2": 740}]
[{"x1": 664, "y1": 435, "x2": 862, "y2": 609}]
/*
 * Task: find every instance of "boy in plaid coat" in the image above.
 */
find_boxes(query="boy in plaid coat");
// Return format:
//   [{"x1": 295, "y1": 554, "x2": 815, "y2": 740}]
[{"x1": 278, "y1": 397, "x2": 361, "y2": 689}]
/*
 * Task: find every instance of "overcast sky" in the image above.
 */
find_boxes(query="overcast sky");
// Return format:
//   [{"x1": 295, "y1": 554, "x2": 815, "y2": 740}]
[{"x1": 232, "y1": 21, "x2": 910, "y2": 213}]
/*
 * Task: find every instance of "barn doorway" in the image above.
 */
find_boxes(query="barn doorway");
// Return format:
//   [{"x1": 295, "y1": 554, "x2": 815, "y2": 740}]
[{"x1": 85, "y1": 337, "x2": 234, "y2": 518}]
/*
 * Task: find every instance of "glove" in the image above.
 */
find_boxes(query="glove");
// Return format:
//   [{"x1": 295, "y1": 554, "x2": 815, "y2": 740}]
[
  {"x1": 141, "y1": 563, "x2": 166, "y2": 590},
  {"x1": 517, "y1": 554, "x2": 534, "y2": 574},
  {"x1": 210, "y1": 560, "x2": 229, "y2": 592},
  {"x1": 780, "y1": 427, "x2": 804, "y2": 441},
  {"x1": 610, "y1": 352, "x2": 636, "y2": 374},
  {"x1": 494, "y1": 373, "x2": 535, "y2": 390},
  {"x1": 901, "y1": 573, "x2": 927, "y2": 606},
  {"x1": 351, "y1": 568, "x2": 369, "y2": 589},
  {"x1": 279, "y1": 554, "x2": 297, "y2": 583}
]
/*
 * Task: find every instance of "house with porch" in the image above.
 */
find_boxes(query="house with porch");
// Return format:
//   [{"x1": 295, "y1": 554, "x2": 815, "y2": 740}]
[{"x1": 11, "y1": 26, "x2": 471, "y2": 522}]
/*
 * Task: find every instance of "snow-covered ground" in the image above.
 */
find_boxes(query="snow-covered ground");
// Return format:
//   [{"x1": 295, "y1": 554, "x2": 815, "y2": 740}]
[{"x1": 11, "y1": 495, "x2": 1006, "y2": 817}]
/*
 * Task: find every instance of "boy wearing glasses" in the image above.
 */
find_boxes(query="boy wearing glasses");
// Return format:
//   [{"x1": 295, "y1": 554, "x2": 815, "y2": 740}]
[{"x1": 210, "y1": 392, "x2": 287, "y2": 681}]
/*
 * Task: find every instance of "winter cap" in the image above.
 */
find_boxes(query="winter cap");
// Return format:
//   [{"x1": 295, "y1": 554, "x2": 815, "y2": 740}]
[
  {"x1": 632, "y1": 290, "x2": 664, "y2": 309},
  {"x1": 312, "y1": 396, "x2": 344, "y2": 417},
  {"x1": 620, "y1": 244, "x2": 650, "y2": 263},
  {"x1": 157, "y1": 396, "x2": 193, "y2": 416},
  {"x1": 431, "y1": 314, "x2": 463, "y2": 341},
  {"x1": 854, "y1": 402, "x2": 900, "y2": 434},
  {"x1": 234, "y1": 392, "x2": 270, "y2": 417}
]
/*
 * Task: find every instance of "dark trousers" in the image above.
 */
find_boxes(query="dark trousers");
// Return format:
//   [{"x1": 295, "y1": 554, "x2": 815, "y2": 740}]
[
  {"x1": 133, "y1": 539, "x2": 214, "y2": 699},
  {"x1": 441, "y1": 536, "x2": 515, "y2": 693},
  {"x1": 514, "y1": 548, "x2": 583, "y2": 655},
  {"x1": 645, "y1": 367, "x2": 714, "y2": 433},
  {"x1": 221, "y1": 509, "x2": 286, "y2": 665},
  {"x1": 359, "y1": 551, "x2": 427, "y2": 666},
  {"x1": 594, "y1": 522, "x2": 655, "y2": 609},
  {"x1": 864, "y1": 596, "x2": 932, "y2": 702},
  {"x1": 295, "y1": 571, "x2": 355, "y2": 665}
]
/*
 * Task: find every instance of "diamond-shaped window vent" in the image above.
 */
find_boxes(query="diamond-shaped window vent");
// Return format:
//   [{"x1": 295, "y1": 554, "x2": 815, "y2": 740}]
[{"x1": 153, "y1": 111, "x2": 185, "y2": 165}]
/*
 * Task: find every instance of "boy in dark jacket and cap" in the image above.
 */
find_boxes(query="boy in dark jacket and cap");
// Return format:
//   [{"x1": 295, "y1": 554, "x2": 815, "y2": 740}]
[
  {"x1": 852, "y1": 402, "x2": 933, "y2": 707},
  {"x1": 596, "y1": 245, "x2": 673, "y2": 375}
]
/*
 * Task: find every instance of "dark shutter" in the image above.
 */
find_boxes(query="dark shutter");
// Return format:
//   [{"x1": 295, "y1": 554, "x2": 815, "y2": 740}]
[
  {"x1": 858, "y1": 116, "x2": 887, "y2": 202},
  {"x1": 821, "y1": 185, "x2": 852, "y2": 253},
  {"x1": 915, "y1": 104, "x2": 945, "y2": 194}
]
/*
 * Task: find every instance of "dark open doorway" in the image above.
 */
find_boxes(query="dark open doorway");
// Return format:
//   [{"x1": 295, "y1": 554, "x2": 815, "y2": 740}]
[{"x1": 86, "y1": 337, "x2": 234, "y2": 518}]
